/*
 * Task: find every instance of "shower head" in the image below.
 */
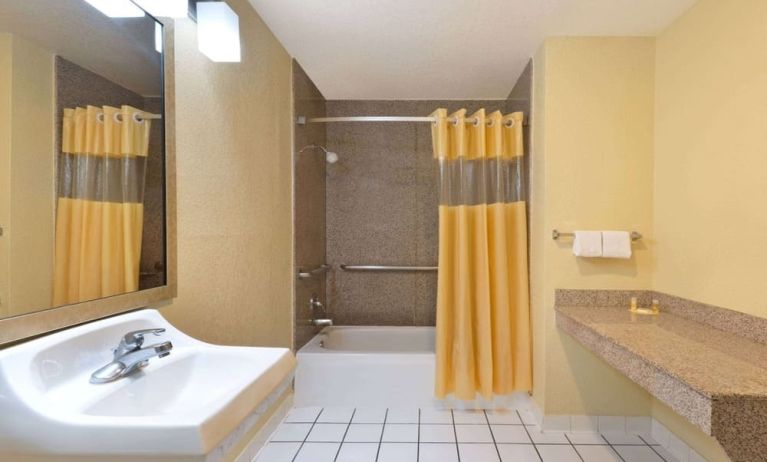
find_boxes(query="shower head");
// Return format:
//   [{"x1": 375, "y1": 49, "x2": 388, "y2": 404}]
[{"x1": 298, "y1": 144, "x2": 339, "y2": 164}]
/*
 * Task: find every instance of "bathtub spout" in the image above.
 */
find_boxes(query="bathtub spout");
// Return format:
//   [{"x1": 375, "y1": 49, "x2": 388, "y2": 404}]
[{"x1": 311, "y1": 318, "x2": 333, "y2": 327}]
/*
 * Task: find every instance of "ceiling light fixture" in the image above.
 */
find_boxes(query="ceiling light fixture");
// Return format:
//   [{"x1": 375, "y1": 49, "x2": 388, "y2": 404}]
[
  {"x1": 133, "y1": 0, "x2": 189, "y2": 18},
  {"x1": 82, "y1": 0, "x2": 145, "y2": 18},
  {"x1": 196, "y1": 1, "x2": 241, "y2": 63}
]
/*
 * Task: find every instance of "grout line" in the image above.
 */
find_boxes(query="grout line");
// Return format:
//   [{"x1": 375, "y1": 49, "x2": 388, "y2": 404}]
[
  {"x1": 638, "y1": 435, "x2": 669, "y2": 462},
  {"x1": 417, "y1": 408, "x2": 421, "y2": 462},
  {"x1": 451, "y1": 410, "x2": 461, "y2": 462},
  {"x1": 291, "y1": 407, "x2": 324, "y2": 462},
  {"x1": 517, "y1": 410, "x2": 543, "y2": 462},
  {"x1": 565, "y1": 434, "x2": 586, "y2": 462},
  {"x1": 484, "y1": 410, "x2": 503, "y2": 462},
  {"x1": 598, "y1": 434, "x2": 626, "y2": 462},
  {"x1": 374, "y1": 409, "x2": 388, "y2": 462},
  {"x1": 333, "y1": 409, "x2": 356, "y2": 462}
]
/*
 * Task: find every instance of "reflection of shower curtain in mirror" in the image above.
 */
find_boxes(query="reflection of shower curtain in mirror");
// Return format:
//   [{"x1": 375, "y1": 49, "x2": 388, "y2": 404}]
[
  {"x1": 52, "y1": 105, "x2": 152, "y2": 306},
  {"x1": 431, "y1": 108, "x2": 531, "y2": 401}
]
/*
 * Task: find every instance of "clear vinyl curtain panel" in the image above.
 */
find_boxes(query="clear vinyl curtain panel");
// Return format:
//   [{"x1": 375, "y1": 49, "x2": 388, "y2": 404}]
[
  {"x1": 431, "y1": 108, "x2": 532, "y2": 400},
  {"x1": 52, "y1": 105, "x2": 152, "y2": 306}
]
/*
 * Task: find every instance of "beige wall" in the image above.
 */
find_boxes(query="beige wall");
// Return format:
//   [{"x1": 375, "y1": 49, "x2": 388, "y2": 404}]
[
  {"x1": 653, "y1": 0, "x2": 767, "y2": 318},
  {"x1": 530, "y1": 37, "x2": 655, "y2": 415},
  {"x1": 161, "y1": 0, "x2": 294, "y2": 348},
  {"x1": 650, "y1": 0, "x2": 767, "y2": 459},
  {"x1": 0, "y1": 34, "x2": 55, "y2": 317},
  {"x1": 0, "y1": 34, "x2": 10, "y2": 319}
]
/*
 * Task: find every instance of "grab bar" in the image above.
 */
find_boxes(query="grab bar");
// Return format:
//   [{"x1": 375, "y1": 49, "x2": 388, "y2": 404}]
[
  {"x1": 297, "y1": 264, "x2": 330, "y2": 279},
  {"x1": 339, "y1": 264, "x2": 437, "y2": 272}
]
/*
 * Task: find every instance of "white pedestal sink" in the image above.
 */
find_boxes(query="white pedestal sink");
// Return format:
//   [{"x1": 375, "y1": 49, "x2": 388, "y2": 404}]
[{"x1": 0, "y1": 309, "x2": 295, "y2": 461}]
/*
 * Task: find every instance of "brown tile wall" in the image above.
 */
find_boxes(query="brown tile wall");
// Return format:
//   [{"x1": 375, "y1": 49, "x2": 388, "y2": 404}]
[{"x1": 293, "y1": 61, "x2": 327, "y2": 350}]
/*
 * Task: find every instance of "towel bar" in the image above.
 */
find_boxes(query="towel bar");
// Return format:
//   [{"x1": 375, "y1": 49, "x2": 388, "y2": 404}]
[{"x1": 552, "y1": 229, "x2": 642, "y2": 241}]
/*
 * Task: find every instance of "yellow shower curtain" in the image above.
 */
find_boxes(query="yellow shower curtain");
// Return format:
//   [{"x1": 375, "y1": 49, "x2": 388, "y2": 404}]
[
  {"x1": 431, "y1": 108, "x2": 531, "y2": 400},
  {"x1": 52, "y1": 105, "x2": 152, "y2": 306}
]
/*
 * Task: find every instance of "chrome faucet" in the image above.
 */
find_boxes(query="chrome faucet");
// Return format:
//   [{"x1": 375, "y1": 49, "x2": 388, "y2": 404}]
[
  {"x1": 309, "y1": 294, "x2": 333, "y2": 327},
  {"x1": 90, "y1": 328, "x2": 173, "y2": 384}
]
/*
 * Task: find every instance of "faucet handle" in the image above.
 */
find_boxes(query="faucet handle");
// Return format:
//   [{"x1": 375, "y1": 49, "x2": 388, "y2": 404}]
[{"x1": 122, "y1": 328, "x2": 166, "y2": 348}]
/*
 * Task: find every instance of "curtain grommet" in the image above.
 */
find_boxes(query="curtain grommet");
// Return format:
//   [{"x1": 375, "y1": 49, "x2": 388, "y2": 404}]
[{"x1": 505, "y1": 119, "x2": 515, "y2": 128}]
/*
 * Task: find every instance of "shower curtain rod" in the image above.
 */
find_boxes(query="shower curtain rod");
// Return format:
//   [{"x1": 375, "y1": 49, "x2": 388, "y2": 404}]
[{"x1": 297, "y1": 115, "x2": 521, "y2": 127}]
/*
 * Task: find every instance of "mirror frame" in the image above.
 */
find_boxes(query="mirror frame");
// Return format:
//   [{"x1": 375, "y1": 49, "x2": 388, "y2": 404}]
[{"x1": 0, "y1": 20, "x2": 177, "y2": 347}]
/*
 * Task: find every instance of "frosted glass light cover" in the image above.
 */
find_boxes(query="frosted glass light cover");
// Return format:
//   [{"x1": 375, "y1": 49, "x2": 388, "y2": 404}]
[
  {"x1": 197, "y1": 2, "x2": 241, "y2": 63},
  {"x1": 134, "y1": 0, "x2": 189, "y2": 18},
  {"x1": 83, "y1": 0, "x2": 145, "y2": 17},
  {"x1": 155, "y1": 22, "x2": 163, "y2": 53}
]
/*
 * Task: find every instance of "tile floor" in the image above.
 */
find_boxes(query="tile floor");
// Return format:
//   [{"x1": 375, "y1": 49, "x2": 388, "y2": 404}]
[{"x1": 255, "y1": 407, "x2": 679, "y2": 462}]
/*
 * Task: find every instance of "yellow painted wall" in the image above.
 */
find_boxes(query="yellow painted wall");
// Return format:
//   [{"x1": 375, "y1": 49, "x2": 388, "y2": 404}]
[
  {"x1": 161, "y1": 0, "x2": 294, "y2": 348},
  {"x1": 653, "y1": 0, "x2": 767, "y2": 318},
  {"x1": 0, "y1": 34, "x2": 55, "y2": 318},
  {"x1": 8, "y1": 35, "x2": 55, "y2": 315},
  {"x1": 651, "y1": 0, "x2": 767, "y2": 459},
  {"x1": 0, "y1": 34, "x2": 10, "y2": 319},
  {"x1": 530, "y1": 37, "x2": 655, "y2": 415}
]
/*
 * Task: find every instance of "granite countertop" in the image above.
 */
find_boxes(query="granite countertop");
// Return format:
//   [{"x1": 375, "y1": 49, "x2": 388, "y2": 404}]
[
  {"x1": 555, "y1": 292, "x2": 767, "y2": 462},
  {"x1": 555, "y1": 305, "x2": 767, "y2": 398}
]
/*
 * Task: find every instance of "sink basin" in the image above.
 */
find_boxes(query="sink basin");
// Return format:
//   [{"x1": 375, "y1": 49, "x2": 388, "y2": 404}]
[{"x1": 0, "y1": 309, "x2": 295, "y2": 460}]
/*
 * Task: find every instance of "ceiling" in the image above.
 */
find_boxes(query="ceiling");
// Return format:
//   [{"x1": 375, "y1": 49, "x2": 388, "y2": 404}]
[
  {"x1": 248, "y1": 0, "x2": 697, "y2": 100},
  {"x1": 0, "y1": 0, "x2": 162, "y2": 96}
]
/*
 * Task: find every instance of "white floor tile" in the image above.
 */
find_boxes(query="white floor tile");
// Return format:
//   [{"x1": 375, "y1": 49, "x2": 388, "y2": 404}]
[
  {"x1": 613, "y1": 445, "x2": 667, "y2": 462},
  {"x1": 491, "y1": 424, "x2": 531, "y2": 443},
  {"x1": 527, "y1": 429, "x2": 569, "y2": 444},
  {"x1": 386, "y1": 408, "x2": 419, "y2": 424},
  {"x1": 344, "y1": 424, "x2": 383, "y2": 443},
  {"x1": 420, "y1": 408, "x2": 453, "y2": 424},
  {"x1": 455, "y1": 424, "x2": 494, "y2": 443},
  {"x1": 254, "y1": 442, "x2": 301, "y2": 462},
  {"x1": 420, "y1": 424, "x2": 456, "y2": 443},
  {"x1": 575, "y1": 445, "x2": 623, "y2": 462},
  {"x1": 284, "y1": 407, "x2": 322, "y2": 423},
  {"x1": 306, "y1": 423, "x2": 348, "y2": 442},
  {"x1": 602, "y1": 431, "x2": 646, "y2": 445},
  {"x1": 377, "y1": 442, "x2": 417, "y2": 462},
  {"x1": 458, "y1": 443, "x2": 500, "y2": 462},
  {"x1": 537, "y1": 444, "x2": 582, "y2": 462},
  {"x1": 519, "y1": 409, "x2": 538, "y2": 426},
  {"x1": 637, "y1": 434, "x2": 661, "y2": 446},
  {"x1": 419, "y1": 443, "x2": 459, "y2": 462},
  {"x1": 486, "y1": 409, "x2": 523, "y2": 425},
  {"x1": 270, "y1": 423, "x2": 312, "y2": 442},
  {"x1": 335, "y1": 442, "x2": 379, "y2": 462},
  {"x1": 453, "y1": 409, "x2": 488, "y2": 424},
  {"x1": 352, "y1": 408, "x2": 387, "y2": 424},
  {"x1": 382, "y1": 424, "x2": 418, "y2": 442},
  {"x1": 565, "y1": 432, "x2": 607, "y2": 445},
  {"x1": 293, "y1": 442, "x2": 340, "y2": 462},
  {"x1": 653, "y1": 446, "x2": 681, "y2": 462},
  {"x1": 316, "y1": 407, "x2": 354, "y2": 423},
  {"x1": 497, "y1": 444, "x2": 541, "y2": 462}
]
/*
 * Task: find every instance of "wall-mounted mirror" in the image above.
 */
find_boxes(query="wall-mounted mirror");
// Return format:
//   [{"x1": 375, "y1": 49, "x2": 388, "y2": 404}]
[{"x1": 0, "y1": 0, "x2": 174, "y2": 341}]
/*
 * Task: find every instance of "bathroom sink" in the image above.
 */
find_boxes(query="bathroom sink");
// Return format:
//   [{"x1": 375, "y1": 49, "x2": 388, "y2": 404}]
[{"x1": 0, "y1": 309, "x2": 295, "y2": 460}]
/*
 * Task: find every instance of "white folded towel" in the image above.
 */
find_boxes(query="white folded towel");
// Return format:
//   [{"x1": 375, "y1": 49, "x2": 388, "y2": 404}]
[
  {"x1": 601, "y1": 231, "x2": 632, "y2": 259},
  {"x1": 572, "y1": 231, "x2": 602, "y2": 257}
]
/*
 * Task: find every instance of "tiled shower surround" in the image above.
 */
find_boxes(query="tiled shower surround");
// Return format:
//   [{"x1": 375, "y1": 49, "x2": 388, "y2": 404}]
[{"x1": 292, "y1": 62, "x2": 532, "y2": 348}]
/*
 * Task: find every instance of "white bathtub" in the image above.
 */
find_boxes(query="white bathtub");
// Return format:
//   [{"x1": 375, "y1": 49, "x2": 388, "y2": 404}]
[{"x1": 294, "y1": 326, "x2": 438, "y2": 407}]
